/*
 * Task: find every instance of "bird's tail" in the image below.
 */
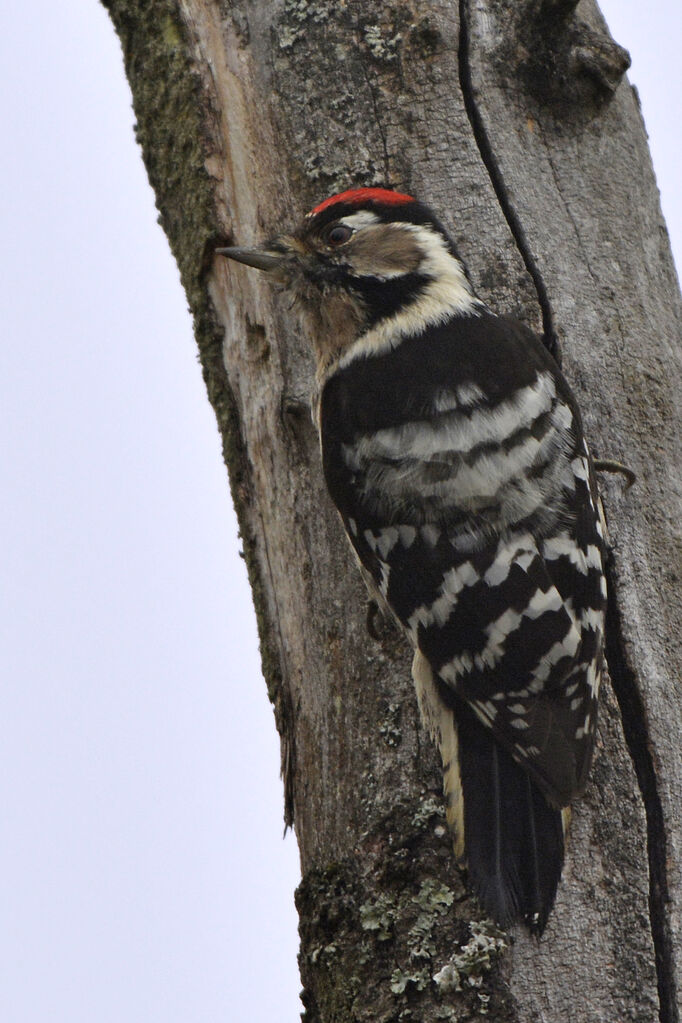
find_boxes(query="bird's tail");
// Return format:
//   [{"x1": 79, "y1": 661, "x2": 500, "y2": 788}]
[
  {"x1": 455, "y1": 698, "x2": 565, "y2": 934},
  {"x1": 411, "y1": 649, "x2": 565, "y2": 933}
]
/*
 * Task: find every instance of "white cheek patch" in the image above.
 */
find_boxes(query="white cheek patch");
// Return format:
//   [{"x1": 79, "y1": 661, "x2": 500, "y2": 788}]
[{"x1": 331, "y1": 223, "x2": 483, "y2": 376}]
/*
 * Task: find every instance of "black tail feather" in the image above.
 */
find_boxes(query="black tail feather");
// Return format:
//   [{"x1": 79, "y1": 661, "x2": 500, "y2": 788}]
[{"x1": 456, "y1": 700, "x2": 564, "y2": 934}]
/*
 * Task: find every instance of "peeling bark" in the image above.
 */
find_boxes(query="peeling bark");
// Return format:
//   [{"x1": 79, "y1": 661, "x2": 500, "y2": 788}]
[{"x1": 102, "y1": 0, "x2": 681, "y2": 1018}]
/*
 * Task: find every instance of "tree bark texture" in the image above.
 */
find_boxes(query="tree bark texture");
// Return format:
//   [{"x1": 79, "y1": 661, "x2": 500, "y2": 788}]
[{"x1": 102, "y1": 0, "x2": 681, "y2": 1019}]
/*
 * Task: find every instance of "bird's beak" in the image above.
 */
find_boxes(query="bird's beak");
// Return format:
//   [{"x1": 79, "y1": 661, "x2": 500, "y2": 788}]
[{"x1": 215, "y1": 246, "x2": 286, "y2": 273}]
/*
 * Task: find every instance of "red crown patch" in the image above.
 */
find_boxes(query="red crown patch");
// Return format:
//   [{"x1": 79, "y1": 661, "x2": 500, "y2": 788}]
[{"x1": 308, "y1": 187, "x2": 415, "y2": 218}]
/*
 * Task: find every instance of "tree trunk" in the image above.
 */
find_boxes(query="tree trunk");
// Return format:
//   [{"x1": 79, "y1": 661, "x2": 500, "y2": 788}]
[{"x1": 102, "y1": 0, "x2": 681, "y2": 1019}]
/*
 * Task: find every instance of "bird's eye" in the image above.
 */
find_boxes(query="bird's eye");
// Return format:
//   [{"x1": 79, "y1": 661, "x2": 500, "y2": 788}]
[{"x1": 325, "y1": 224, "x2": 353, "y2": 246}]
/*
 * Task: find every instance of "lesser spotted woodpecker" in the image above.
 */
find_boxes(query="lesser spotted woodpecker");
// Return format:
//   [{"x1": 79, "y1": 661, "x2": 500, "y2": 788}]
[{"x1": 218, "y1": 188, "x2": 607, "y2": 934}]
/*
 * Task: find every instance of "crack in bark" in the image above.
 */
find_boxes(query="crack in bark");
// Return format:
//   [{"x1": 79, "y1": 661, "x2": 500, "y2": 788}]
[
  {"x1": 457, "y1": 3, "x2": 677, "y2": 1019},
  {"x1": 457, "y1": 0, "x2": 560, "y2": 363},
  {"x1": 604, "y1": 569, "x2": 679, "y2": 1023}
]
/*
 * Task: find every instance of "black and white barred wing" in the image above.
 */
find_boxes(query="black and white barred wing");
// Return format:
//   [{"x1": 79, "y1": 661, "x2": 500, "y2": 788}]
[{"x1": 333, "y1": 367, "x2": 606, "y2": 808}]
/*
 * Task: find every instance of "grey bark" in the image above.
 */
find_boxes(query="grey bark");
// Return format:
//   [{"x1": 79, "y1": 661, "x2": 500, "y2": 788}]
[{"x1": 102, "y1": 0, "x2": 681, "y2": 1019}]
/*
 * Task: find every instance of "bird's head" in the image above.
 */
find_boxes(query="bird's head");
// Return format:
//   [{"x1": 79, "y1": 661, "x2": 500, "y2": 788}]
[{"x1": 217, "y1": 188, "x2": 480, "y2": 379}]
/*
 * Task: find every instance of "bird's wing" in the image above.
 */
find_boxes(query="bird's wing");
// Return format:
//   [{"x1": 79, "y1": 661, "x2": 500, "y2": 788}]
[{"x1": 321, "y1": 326, "x2": 606, "y2": 806}]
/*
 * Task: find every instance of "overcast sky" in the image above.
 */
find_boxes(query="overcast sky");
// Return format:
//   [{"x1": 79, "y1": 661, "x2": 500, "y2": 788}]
[{"x1": 1, "y1": 3, "x2": 679, "y2": 1021}]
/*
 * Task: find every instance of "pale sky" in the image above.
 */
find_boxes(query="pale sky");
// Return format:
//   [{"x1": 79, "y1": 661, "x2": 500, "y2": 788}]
[{"x1": 1, "y1": 3, "x2": 679, "y2": 1021}]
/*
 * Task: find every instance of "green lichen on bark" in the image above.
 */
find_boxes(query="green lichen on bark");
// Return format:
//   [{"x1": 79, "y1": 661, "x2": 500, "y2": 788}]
[
  {"x1": 295, "y1": 801, "x2": 516, "y2": 1022},
  {"x1": 100, "y1": 0, "x2": 288, "y2": 789}
]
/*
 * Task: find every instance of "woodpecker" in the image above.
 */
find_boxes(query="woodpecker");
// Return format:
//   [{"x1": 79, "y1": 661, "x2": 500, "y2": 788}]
[{"x1": 217, "y1": 188, "x2": 607, "y2": 934}]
